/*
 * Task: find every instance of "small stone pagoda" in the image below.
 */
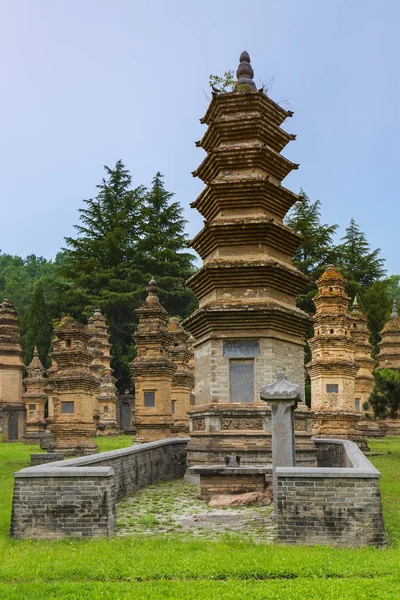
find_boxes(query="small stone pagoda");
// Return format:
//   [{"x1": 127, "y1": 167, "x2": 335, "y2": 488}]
[
  {"x1": 0, "y1": 299, "x2": 25, "y2": 442},
  {"x1": 375, "y1": 300, "x2": 400, "y2": 435},
  {"x1": 22, "y1": 347, "x2": 48, "y2": 444},
  {"x1": 88, "y1": 308, "x2": 118, "y2": 434},
  {"x1": 166, "y1": 317, "x2": 195, "y2": 436},
  {"x1": 376, "y1": 300, "x2": 400, "y2": 371},
  {"x1": 307, "y1": 266, "x2": 365, "y2": 445},
  {"x1": 351, "y1": 298, "x2": 382, "y2": 438},
  {"x1": 183, "y1": 51, "x2": 315, "y2": 466},
  {"x1": 130, "y1": 280, "x2": 178, "y2": 442},
  {"x1": 46, "y1": 317, "x2": 99, "y2": 455}
]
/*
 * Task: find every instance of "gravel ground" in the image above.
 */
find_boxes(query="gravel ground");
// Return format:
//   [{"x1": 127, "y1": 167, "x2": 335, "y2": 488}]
[{"x1": 116, "y1": 478, "x2": 276, "y2": 542}]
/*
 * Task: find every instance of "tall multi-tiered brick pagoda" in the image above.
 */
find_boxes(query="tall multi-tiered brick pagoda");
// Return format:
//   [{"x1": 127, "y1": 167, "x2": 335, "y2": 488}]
[
  {"x1": 22, "y1": 347, "x2": 48, "y2": 444},
  {"x1": 307, "y1": 266, "x2": 365, "y2": 446},
  {"x1": 184, "y1": 51, "x2": 315, "y2": 466}
]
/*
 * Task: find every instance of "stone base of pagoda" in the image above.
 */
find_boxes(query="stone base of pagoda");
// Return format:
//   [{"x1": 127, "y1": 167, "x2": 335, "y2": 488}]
[
  {"x1": 22, "y1": 423, "x2": 48, "y2": 446},
  {"x1": 312, "y1": 411, "x2": 368, "y2": 450},
  {"x1": 133, "y1": 418, "x2": 174, "y2": 443},
  {"x1": 171, "y1": 419, "x2": 189, "y2": 437},
  {"x1": 377, "y1": 417, "x2": 400, "y2": 436},
  {"x1": 186, "y1": 403, "x2": 317, "y2": 468},
  {"x1": 47, "y1": 422, "x2": 98, "y2": 456},
  {"x1": 96, "y1": 418, "x2": 119, "y2": 436},
  {"x1": 358, "y1": 416, "x2": 385, "y2": 439}
]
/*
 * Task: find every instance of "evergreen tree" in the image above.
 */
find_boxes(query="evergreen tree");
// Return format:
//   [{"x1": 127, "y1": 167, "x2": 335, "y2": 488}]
[
  {"x1": 358, "y1": 280, "x2": 392, "y2": 355},
  {"x1": 285, "y1": 190, "x2": 339, "y2": 314},
  {"x1": 62, "y1": 162, "x2": 196, "y2": 391},
  {"x1": 336, "y1": 218, "x2": 386, "y2": 299},
  {"x1": 137, "y1": 172, "x2": 197, "y2": 317},
  {"x1": 22, "y1": 281, "x2": 52, "y2": 367},
  {"x1": 369, "y1": 368, "x2": 400, "y2": 418}
]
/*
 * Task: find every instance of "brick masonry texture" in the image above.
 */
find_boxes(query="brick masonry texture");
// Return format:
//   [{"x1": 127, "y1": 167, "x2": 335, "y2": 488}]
[
  {"x1": 276, "y1": 439, "x2": 386, "y2": 547},
  {"x1": 11, "y1": 438, "x2": 189, "y2": 540}
]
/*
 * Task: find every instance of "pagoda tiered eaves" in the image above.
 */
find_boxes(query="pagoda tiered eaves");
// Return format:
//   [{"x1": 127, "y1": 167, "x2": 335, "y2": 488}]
[
  {"x1": 193, "y1": 145, "x2": 299, "y2": 184},
  {"x1": 186, "y1": 258, "x2": 308, "y2": 300},
  {"x1": 184, "y1": 300, "x2": 310, "y2": 341},
  {"x1": 197, "y1": 113, "x2": 295, "y2": 154},
  {"x1": 200, "y1": 90, "x2": 293, "y2": 128},
  {"x1": 190, "y1": 217, "x2": 301, "y2": 259},
  {"x1": 190, "y1": 177, "x2": 300, "y2": 222}
]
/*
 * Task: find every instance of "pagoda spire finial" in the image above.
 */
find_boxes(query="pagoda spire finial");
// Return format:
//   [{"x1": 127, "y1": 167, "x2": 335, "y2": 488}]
[
  {"x1": 235, "y1": 50, "x2": 257, "y2": 92},
  {"x1": 352, "y1": 296, "x2": 359, "y2": 311},
  {"x1": 146, "y1": 278, "x2": 160, "y2": 304},
  {"x1": 391, "y1": 299, "x2": 398, "y2": 319}
]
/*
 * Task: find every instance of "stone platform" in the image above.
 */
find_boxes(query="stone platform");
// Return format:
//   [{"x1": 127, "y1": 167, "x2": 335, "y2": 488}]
[{"x1": 187, "y1": 403, "x2": 316, "y2": 467}]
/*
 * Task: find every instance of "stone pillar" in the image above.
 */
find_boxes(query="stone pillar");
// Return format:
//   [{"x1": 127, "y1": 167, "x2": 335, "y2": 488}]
[{"x1": 260, "y1": 371, "x2": 302, "y2": 513}]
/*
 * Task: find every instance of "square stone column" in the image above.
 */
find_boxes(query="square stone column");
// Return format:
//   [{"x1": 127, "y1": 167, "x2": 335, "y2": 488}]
[{"x1": 260, "y1": 371, "x2": 303, "y2": 513}]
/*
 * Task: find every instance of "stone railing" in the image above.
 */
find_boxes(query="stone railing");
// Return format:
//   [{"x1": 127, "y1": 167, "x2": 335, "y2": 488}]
[
  {"x1": 11, "y1": 438, "x2": 189, "y2": 540},
  {"x1": 276, "y1": 438, "x2": 386, "y2": 547}
]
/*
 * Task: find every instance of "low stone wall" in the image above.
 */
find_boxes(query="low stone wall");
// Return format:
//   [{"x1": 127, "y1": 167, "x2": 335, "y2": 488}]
[
  {"x1": 277, "y1": 439, "x2": 385, "y2": 547},
  {"x1": 11, "y1": 438, "x2": 189, "y2": 540},
  {"x1": 30, "y1": 453, "x2": 64, "y2": 466}
]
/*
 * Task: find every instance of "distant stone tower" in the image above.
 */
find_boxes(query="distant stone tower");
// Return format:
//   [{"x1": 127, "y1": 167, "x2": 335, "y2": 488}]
[
  {"x1": 47, "y1": 317, "x2": 98, "y2": 455},
  {"x1": 351, "y1": 298, "x2": 382, "y2": 439},
  {"x1": 308, "y1": 266, "x2": 364, "y2": 444},
  {"x1": 183, "y1": 51, "x2": 315, "y2": 466},
  {"x1": 22, "y1": 347, "x2": 48, "y2": 444},
  {"x1": 375, "y1": 300, "x2": 400, "y2": 435},
  {"x1": 88, "y1": 308, "x2": 118, "y2": 434},
  {"x1": 350, "y1": 297, "x2": 375, "y2": 410},
  {"x1": 166, "y1": 317, "x2": 195, "y2": 435},
  {"x1": 0, "y1": 299, "x2": 25, "y2": 442},
  {"x1": 130, "y1": 280, "x2": 177, "y2": 442},
  {"x1": 376, "y1": 300, "x2": 400, "y2": 370}
]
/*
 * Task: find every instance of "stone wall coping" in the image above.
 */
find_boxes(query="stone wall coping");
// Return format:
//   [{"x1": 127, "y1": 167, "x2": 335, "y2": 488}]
[
  {"x1": 277, "y1": 438, "x2": 380, "y2": 479},
  {"x1": 187, "y1": 465, "x2": 272, "y2": 476},
  {"x1": 14, "y1": 438, "x2": 190, "y2": 479},
  {"x1": 14, "y1": 467, "x2": 115, "y2": 478}
]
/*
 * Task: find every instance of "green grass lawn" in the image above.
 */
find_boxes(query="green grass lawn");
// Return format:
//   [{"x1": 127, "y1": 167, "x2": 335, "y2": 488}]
[{"x1": 0, "y1": 435, "x2": 399, "y2": 599}]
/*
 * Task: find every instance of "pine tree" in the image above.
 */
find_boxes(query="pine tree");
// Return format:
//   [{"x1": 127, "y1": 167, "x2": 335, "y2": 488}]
[
  {"x1": 22, "y1": 281, "x2": 52, "y2": 367},
  {"x1": 336, "y1": 218, "x2": 386, "y2": 299},
  {"x1": 136, "y1": 172, "x2": 197, "y2": 317},
  {"x1": 358, "y1": 280, "x2": 392, "y2": 355},
  {"x1": 369, "y1": 368, "x2": 400, "y2": 418},
  {"x1": 285, "y1": 190, "x2": 339, "y2": 314},
  {"x1": 61, "y1": 162, "x2": 196, "y2": 391}
]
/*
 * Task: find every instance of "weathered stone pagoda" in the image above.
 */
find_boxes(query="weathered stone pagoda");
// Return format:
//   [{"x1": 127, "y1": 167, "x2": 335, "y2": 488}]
[
  {"x1": 22, "y1": 347, "x2": 48, "y2": 444},
  {"x1": 376, "y1": 300, "x2": 400, "y2": 435},
  {"x1": 377, "y1": 300, "x2": 400, "y2": 370},
  {"x1": 167, "y1": 317, "x2": 195, "y2": 435},
  {"x1": 0, "y1": 299, "x2": 25, "y2": 442},
  {"x1": 351, "y1": 298, "x2": 382, "y2": 438},
  {"x1": 351, "y1": 297, "x2": 375, "y2": 410},
  {"x1": 88, "y1": 308, "x2": 118, "y2": 434},
  {"x1": 307, "y1": 266, "x2": 364, "y2": 445},
  {"x1": 130, "y1": 280, "x2": 177, "y2": 442},
  {"x1": 47, "y1": 317, "x2": 98, "y2": 455},
  {"x1": 183, "y1": 51, "x2": 315, "y2": 466}
]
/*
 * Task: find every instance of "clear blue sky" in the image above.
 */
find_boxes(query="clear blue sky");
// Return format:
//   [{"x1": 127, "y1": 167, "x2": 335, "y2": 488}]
[{"x1": 0, "y1": 0, "x2": 399, "y2": 274}]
